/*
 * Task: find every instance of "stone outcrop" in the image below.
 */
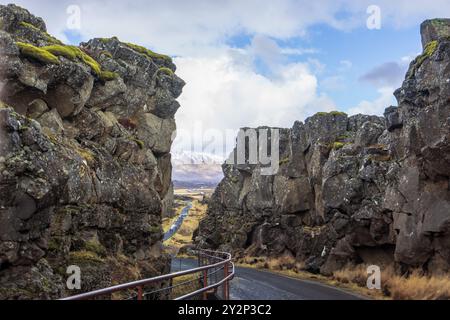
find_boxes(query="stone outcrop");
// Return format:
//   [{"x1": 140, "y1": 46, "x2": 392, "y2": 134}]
[
  {"x1": 0, "y1": 4, "x2": 184, "y2": 299},
  {"x1": 197, "y1": 19, "x2": 450, "y2": 276}
]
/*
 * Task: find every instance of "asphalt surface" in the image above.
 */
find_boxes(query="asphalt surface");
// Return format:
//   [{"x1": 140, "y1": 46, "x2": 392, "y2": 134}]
[
  {"x1": 171, "y1": 259, "x2": 363, "y2": 300},
  {"x1": 163, "y1": 202, "x2": 193, "y2": 241}
]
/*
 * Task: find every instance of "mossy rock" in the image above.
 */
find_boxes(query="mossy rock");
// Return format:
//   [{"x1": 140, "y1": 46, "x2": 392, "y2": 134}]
[
  {"x1": 19, "y1": 21, "x2": 63, "y2": 45},
  {"x1": 417, "y1": 40, "x2": 438, "y2": 68},
  {"x1": 315, "y1": 111, "x2": 347, "y2": 117},
  {"x1": 75, "y1": 147, "x2": 95, "y2": 163},
  {"x1": 279, "y1": 157, "x2": 290, "y2": 166},
  {"x1": 16, "y1": 42, "x2": 118, "y2": 82},
  {"x1": 69, "y1": 251, "x2": 105, "y2": 265},
  {"x1": 408, "y1": 40, "x2": 439, "y2": 78},
  {"x1": 331, "y1": 142, "x2": 347, "y2": 150},
  {"x1": 99, "y1": 50, "x2": 113, "y2": 59},
  {"x1": 131, "y1": 138, "x2": 145, "y2": 149},
  {"x1": 230, "y1": 176, "x2": 240, "y2": 184},
  {"x1": 149, "y1": 225, "x2": 162, "y2": 234},
  {"x1": 158, "y1": 67, "x2": 174, "y2": 77},
  {"x1": 16, "y1": 41, "x2": 60, "y2": 64},
  {"x1": 83, "y1": 241, "x2": 107, "y2": 257},
  {"x1": 99, "y1": 70, "x2": 119, "y2": 82},
  {"x1": 19, "y1": 21, "x2": 41, "y2": 32},
  {"x1": 125, "y1": 41, "x2": 172, "y2": 62}
]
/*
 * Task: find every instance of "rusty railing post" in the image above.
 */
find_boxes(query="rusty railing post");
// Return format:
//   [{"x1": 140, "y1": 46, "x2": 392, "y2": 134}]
[
  {"x1": 137, "y1": 286, "x2": 143, "y2": 301},
  {"x1": 202, "y1": 269, "x2": 208, "y2": 300},
  {"x1": 223, "y1": 262, "x2": 229, "y2": 300}
]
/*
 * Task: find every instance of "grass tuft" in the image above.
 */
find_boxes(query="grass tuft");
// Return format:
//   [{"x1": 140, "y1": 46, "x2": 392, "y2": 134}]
[
  {"x1": 99, "y1": 70, "x2": 119, "y2": 81},
  {"x1": 19, "y1": 21, "x2": 63, "y2": 44},
  {"x1": 125, "y1": 42, "x2": 172, "y2": 62},
  {"x1": 333, "y1": 264, "x2": 450, "y2": 300},
  {"x1": 16, "y1": 42, "x2": 118, "y2": 81},
  {"x1": 331, "y1": 141, "x2": 346, "y2": 150},
  {"x1": 158, "y1": 67, "x2": 174, "y2": 76},
  {"x1": 316, "y1": 111, "x2": 347, "y2": 117},
  {"x1": 16, "y1": 41, "x2": 60, "y2": 64},
  {"x1": 69, "y1": 251, "x2": 104, "y2": 264},
  {"x1": 409, "y1": 40, "x2": 439, "y2": 77}
]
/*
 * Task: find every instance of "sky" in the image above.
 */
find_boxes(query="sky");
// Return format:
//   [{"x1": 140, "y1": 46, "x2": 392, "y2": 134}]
[{"x1": 4, "y1": 0, "x2": 450, "y2": 159}]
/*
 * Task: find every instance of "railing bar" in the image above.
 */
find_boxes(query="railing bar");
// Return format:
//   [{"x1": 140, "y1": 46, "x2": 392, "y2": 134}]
[
  {"x1": 174, "y1": 264, "x2": 235, "y2": 301},
  {"x1": 143, "y1": 275, "x2": 204, "y2": 295},
  {"x1": 61, "y1": 250, "x2": 233, "y2": 301}
]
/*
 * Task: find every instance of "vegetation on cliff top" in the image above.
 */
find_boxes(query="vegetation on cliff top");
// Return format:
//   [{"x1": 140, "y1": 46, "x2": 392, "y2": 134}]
[
  {"x1": 16, "y1": 42, "x2": 118, "y2": 82},
  {"x1": 316, "y1": 111, "x2": 347, "y2": 117},
  {"x1": 99, "y1": 37, "x2": 173, "y2": 64},
  {"x1": 158, "y1": 67, "x2": 175, "y2": 76},
  {"x1": 16, "y1": 42, "x2": 60, "y2": 64},
  {"x1": 19, "y1": 21, "x2": 63, "y2": 45},
  {"x1": 124, "y1": 42, "x2": 172, "y2": 62},
  {"x1": 408, "y1": 40, "x2": 438, "y2": 77}
]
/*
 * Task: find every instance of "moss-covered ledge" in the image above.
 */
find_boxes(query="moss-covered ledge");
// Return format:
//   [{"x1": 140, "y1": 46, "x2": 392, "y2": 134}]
[{"x1": 16, "y1": 42, "x2": 119, "y2": 82}]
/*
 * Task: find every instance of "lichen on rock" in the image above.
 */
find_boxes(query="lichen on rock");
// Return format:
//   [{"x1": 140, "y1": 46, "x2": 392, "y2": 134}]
[{"x1": 0, "y1": 4, "x2": 183, "y2": 299}]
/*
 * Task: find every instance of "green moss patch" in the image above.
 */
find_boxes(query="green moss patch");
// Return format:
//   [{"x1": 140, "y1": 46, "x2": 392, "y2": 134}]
[
  {"x1": 408, "y1": 40, "x2": 439, "y2": 78},
  {"x1": 131, "y1": 138, "x2": 145, "y2": 149},
  {"x1": 331, "y1": 142, "x2": 347, "y2": 150},
  {"x1": 158, "y1": 67, "x2": 174, "y2": 76},
  {"x1": 279, "y1": 157, "x2": 290, "y2": 166},
  {"x1": 69, "y1": 251, "x2": 105, "y2": 264},
  {"x1": 83, "y1": 241, "x2": 107, "y2": 257},
  {"x1": 16, "y1": 42, "x2": 118, "y2": 81},
  {"x1": 19, "y1": 21, "x2": 41, "y2": 32},
  {"x1": 125, "y1": 42, "x2": 172, "y2": 62},
  {"x1": 19, "y1": 21, "x2": 63, "y2": 45},
  {"x1": 417, "y1": 40, "x2": 438, "y2": 68},
  {"x1": 99, "y1": 70, "x2": 119, "y2": 81},
  {"x1": 100, "y1": 50, "x2": 113, "y2": 59},
  {"x1": 316, "y1": 111, "x2": 347, "y2": 117},
  {"x1": 16, "y1": 42, "x2": 60, "y2": 64}
]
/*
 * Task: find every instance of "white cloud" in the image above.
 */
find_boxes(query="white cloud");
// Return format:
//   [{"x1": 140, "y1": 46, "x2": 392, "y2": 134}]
[
  {"x1": 347, "y1": 87, "x2": 396, "y2": 116},
  {"x1": 7, "y1": 0, "x2": 448, "y2": 152},
  {"x1": 11, "y1": 0, "x2": 450, "y2": 56},
  {"x1": 172, "y1": 51, "x2": 336, "y2": 154}
]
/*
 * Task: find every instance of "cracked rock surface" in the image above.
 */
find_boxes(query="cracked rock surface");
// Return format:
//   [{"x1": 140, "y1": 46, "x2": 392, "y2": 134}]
[
  {"x1": 0, "y1": 4, "x2": 184, "y2": 299},
  {"x1": 197, "y1": 19, "x2": 450, "y2": 276}
]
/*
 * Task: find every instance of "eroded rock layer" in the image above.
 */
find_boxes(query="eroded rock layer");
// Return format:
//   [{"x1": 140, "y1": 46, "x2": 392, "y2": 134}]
[
  {"x1": 0, "y1": 4, "x2": 184, "y2": 299},
  {"x1": 198, "y1": 19, "x2": 450, "y2": 275}
]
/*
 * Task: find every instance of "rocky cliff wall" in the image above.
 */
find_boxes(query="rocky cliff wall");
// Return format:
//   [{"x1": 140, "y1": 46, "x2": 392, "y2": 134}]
[
  {"x1": 0, "y1": 4, "x2": 184, "y2": 299},
  {"x1": 198, "y1": 19, "x2": 450, "y2": 276}
]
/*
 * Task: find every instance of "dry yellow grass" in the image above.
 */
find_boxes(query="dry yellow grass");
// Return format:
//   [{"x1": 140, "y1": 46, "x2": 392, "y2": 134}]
[
  {"x1": 332, "y1": 264, "x2": 450, "y2": 300},
  {"x1": 239, "y1": 254, "x2": 303, "y2": 271},
  {"x1": 237, "y1": 256, "x2": 384, "y2": 299},
  {"x1": 387, "y1": 272, "x2": 450, "y2": 300},
  {"x1": 239, "y1": 256, "x2": 450, "y2": 300}
]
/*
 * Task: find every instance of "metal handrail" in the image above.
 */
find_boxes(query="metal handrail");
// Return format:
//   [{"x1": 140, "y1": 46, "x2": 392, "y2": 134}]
[
  {"x1": 61, "y1": 249, "x2": 234, "y2": 301},
  {"x1": 174, "y1": 263, "x2": 235, "y2": 300}
]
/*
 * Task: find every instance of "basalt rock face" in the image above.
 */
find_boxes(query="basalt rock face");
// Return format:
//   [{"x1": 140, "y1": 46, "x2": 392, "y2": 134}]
[
  {"x1": 0, "y1": 4, "x2": 184, "y2": 299},
  {"x1": 198, "y1": 19, "x2": 450, "y2": 275}
]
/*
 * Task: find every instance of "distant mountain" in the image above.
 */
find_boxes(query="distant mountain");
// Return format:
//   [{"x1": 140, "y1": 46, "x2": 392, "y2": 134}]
[
  {"x1": 172, "y1": 151, "x2": 224, "y2": 187},
  {"x1": 173, "y1": 180, "x2": 219, "y2": 189}
]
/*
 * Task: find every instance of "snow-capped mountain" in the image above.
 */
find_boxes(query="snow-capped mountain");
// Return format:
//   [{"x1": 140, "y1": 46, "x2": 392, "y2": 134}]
[{"x1": 172, "y1": 151, "x2": 224, "y2": 186}]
